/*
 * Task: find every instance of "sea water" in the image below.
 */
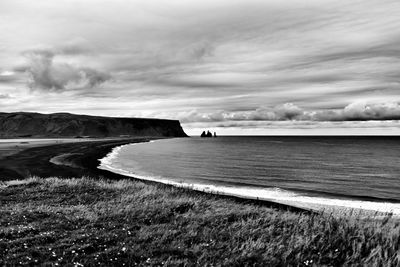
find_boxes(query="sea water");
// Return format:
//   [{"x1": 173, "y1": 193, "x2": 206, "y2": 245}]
[{"x1": 99, "y1": 136, "x2": 400, "y2": 214}]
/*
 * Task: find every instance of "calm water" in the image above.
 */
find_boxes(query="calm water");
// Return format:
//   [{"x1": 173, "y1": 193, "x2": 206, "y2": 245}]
[{"x1": 99, "y1": 136, "x2": 400, "y2": 213}]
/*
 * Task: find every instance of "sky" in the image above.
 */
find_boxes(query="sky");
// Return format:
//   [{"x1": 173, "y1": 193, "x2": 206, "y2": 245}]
[{"x1": 1, "y1": 0, "x2": 400, "y2": 135}]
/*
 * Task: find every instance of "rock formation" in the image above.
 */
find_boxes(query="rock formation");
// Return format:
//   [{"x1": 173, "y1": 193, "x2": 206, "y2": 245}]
[{"x1": 200, "y1": 130, "x2": 216, "y2": 138}]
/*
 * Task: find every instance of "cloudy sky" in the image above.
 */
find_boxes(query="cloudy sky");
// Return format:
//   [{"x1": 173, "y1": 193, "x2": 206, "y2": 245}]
[{"x1": 1, "y1": 0, "x2": 400, "y2": 135}]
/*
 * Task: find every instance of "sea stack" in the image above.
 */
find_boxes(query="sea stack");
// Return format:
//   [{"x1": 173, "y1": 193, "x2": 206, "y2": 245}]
[{"x1": 200, "y1": 130, "x2": 216, "y2": 138}]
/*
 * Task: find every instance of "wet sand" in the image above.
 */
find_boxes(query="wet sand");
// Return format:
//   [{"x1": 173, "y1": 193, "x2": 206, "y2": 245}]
[{"x1": 0, "y1": 138, "x2": 91, "y2": 158}]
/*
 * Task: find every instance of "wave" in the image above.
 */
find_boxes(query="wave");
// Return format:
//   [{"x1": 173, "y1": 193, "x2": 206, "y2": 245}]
[
  {"x1": 98, "y1": 139, "x2": 158, "y2": 166},
  {"x1": 98, "y1": 142, "x2": 400, "y2": 216}
]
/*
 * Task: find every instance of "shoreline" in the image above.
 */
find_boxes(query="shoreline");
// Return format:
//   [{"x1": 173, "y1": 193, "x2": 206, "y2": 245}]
[
  {"x1": 0, "y1": 137, "x2": 313, "y2": 214},
  {"x1": 2, "y1": 137, "x2": 398, "y2": 217},
  {"x1": 98, "y1": 140, "x2": 400, "y2": 217},
  {"x1": 1, "y1": 138, "x2": 400, "y2": 265}
]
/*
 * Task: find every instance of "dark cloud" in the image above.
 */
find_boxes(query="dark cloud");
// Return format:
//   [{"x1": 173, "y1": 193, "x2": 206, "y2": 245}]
[
  {"x1": 187, "y1": 41, "x2": 214, "y2": 60},
  {"x1": 337, "y1": 102, "x2": 400, "y2": 121},
  {"x1": 0, "y1": 93, "x2": 11, "y2": 99},
  {"x1": 22, "y1": 49, "x2": 111, "y2": 91},
  {"x1": 79, "y1": 67, "x2": 112, "y2": 87},
  {"x1": 0, "y1": 73, "x2": 17, "y2": 83},
  {"x1": 274, "y1": 103, "x2": 303, "y2": 120},
  {"x1": 152, "y1": 76, "x2": 238, "y2": 89}
]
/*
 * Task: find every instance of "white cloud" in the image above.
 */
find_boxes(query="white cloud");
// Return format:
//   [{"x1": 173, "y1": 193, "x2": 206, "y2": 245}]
[
  {"x1": 178, "y1": 101, "x2": 400, "y2": 123},
  {"x1": 1, "y1": 0, "x2": 400, "y2": 133}
]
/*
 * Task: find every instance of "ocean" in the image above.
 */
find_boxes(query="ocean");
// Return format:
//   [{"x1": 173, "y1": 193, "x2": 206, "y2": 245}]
[{"x1": 99, "y1": 136, "x2": 400, "y2": 214}]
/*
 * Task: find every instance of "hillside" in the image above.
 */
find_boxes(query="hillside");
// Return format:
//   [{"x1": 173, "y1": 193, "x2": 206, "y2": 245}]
[
  {"x1": 0, "y1": 112, "x2": 187, "y2": 138},
  {"x1": 1, "y1": 177, "x2": 399, "y2": 266}
]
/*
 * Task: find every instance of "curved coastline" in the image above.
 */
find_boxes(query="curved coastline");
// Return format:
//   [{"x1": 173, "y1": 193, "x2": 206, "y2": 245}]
[
  {"x1": 0, "y1": 138, "x2": 156, "y2": 181},
  {"x1": 3, "y1": 138, "x2": 400, "y2": 265},
  {"x1": 0, "y1": 137, "x2": 307, "y2": 212},
  {"x1": 98, "y1": 140, "x2": 400, "y2": 217},
  {"x1": 2, "y1": 137, "x2": 399, "y2": 216}
]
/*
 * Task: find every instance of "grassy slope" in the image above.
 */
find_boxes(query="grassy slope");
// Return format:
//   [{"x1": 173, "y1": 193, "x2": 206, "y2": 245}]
[{"x1": 1, "y1": 178, "x2": 400, "y2": 266}]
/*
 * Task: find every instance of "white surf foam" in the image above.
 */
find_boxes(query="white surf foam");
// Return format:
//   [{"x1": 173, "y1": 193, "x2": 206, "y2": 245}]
[{"x1": 98, "y1": 142, "x2": 400, "y2": 215}]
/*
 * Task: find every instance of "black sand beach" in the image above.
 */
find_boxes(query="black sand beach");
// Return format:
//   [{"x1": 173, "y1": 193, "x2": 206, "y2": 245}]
[{"x1": 0, "y1": 138, "x2": 155, "y2": 181}]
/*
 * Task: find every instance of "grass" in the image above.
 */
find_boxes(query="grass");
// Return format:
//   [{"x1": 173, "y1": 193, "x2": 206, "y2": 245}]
[{"x1": 1, "y1": 177, "x2": 400, "y2": 266}]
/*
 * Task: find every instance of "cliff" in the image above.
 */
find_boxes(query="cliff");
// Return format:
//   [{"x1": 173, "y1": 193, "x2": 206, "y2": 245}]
[{"x1": 0, "y1": 112, "x2": 188, "y2": 138}]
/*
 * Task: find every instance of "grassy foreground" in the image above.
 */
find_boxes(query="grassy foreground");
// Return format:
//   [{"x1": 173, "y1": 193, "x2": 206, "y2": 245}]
[{"x1": 1, "y1": 177, "x2": 400, "y2": 266}]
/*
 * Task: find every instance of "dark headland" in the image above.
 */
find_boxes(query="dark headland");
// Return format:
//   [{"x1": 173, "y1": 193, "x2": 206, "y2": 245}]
[
  {"x1": 0, "y1": 111, "x2": 188, "y2": 180},
  {"x1": 0, "y1": 112, "x2": 188, "y2": 138},
  {"x1": 0, "y1": 113, "x2": 399, "y2": 266}
]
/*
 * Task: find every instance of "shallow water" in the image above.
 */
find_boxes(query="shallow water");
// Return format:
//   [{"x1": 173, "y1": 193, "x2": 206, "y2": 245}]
[{"x1": 99, "y1": 136, "x2": 400, "y2": 214}]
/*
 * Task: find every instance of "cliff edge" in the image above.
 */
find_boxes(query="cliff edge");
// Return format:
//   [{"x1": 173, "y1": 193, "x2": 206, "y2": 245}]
[{"x1": 0, "y1": 112, "x2": 188, "y2": 138}]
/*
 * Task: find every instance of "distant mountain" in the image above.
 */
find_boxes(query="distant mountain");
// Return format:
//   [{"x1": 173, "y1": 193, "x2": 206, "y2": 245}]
[{"x1": 0, "y1": 112, "x2": 188, "y2": 138}]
